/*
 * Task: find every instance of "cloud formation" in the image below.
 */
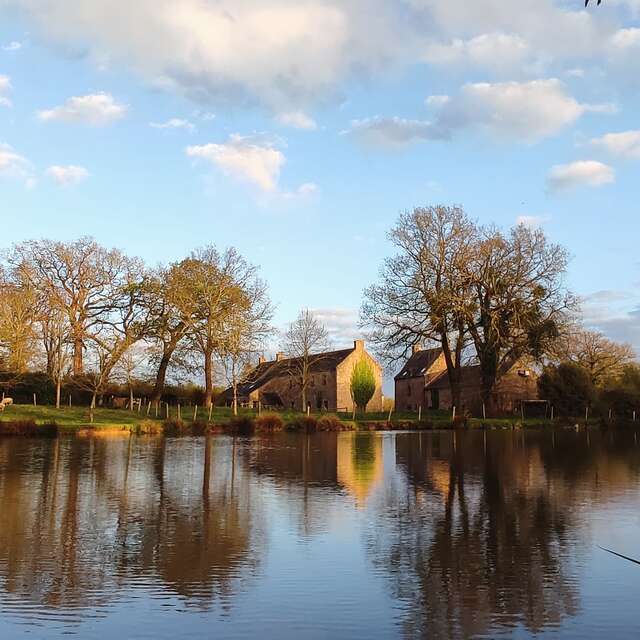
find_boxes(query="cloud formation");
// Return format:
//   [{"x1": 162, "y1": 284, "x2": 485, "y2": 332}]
[
  {"x1": 45, "y1": 165, "x2": 90, "y2": 185},
  {"x1": 345, "y1": 116, "x2": 446, "y2": 148},
  {"x1": 311, "y1": 308, "x2": 362, "y2": 346},
  {"x1": 150, "y1": 118, "x2": 195, "y2": 132},
  {"x1": 186, "y1": 135, "x2": 285, "y2": 192},
  {"x1": 276, "y1": 111, "x2": 317, "y2": 131},
  {"x1": 0, "y1": 143, "x2": 33, "y2": 184},
  {"x1": 437, "y1": 79, "x2": 608, "y2": 142},
  {"x1": 38, "y1": 92, "x2": 127, "y2": 125},
  {"x1": 547, "y1": 160, "x2": 615, "y2": 192},
  {"x1": 591, "y1": 130, "x2": 640, "y2": 159},
  {"x1": 3, "y1": 0, "x2": 638, "y2": 113},
  {"x1": 350, "y1": 79, "x2": 609, "y2": 149}
]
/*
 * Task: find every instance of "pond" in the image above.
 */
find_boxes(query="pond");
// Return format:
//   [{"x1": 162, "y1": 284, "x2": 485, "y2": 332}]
[{"x1": 0, "y1": 430, "x2": 639, "y2": 639}]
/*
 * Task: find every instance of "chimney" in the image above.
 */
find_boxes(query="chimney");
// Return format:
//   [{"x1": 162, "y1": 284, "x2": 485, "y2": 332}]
[
  {"x1": 354, "y1": 339, "x2": 365, "y2": 352},
  {"x1": 258, "y1": 355, "x2": 266, "y2": 365},
  {"x1": 275, "y1": 352, "x2": 285, "y2": 362},
  {"x1": 412, "y1": 343, "x2": 422, "y2": 355}
]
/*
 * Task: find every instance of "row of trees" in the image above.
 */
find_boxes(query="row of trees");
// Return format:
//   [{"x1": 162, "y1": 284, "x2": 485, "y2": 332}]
[
  {"x1": 0, "y1": 238, "x2": 272, "y2": 410},
  {"x1": 0, "y1": 238, "x2": 376, "y2": 414},
  {"x1": 362, "y1": 205, "x2": 637, "y2": 415}
]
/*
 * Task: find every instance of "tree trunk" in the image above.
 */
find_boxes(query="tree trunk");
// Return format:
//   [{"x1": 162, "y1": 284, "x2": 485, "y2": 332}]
[
  {"x1": 232, "y1": 381, "x2": 238, "y2": 417},
  {"x1": 204, "y1": 349, "x2": 214, "y2": 408},
  {"x1": 151, "y1": 348, "x2": 174, "y2": 404},
  {"x1": 73, "y1": 337, "x2": 83, "y2": 376},
  {"x1": 55, "y1": 375, "x2": 62, "y2": 410}
]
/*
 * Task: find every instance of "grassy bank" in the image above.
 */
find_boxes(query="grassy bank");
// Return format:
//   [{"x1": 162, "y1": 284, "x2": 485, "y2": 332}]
[{"x1": 0, "y1": 404, "x2": 625, "y2": 437}]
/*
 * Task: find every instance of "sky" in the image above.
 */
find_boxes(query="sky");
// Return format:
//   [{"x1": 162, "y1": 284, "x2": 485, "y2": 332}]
[{"x1": 0, "y1": 0, "x2": 639, "y2": 372}]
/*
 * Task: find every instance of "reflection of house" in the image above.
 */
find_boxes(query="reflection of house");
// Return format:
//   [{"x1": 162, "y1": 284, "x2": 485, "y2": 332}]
[
  {"x1": 219, "y1": 340, "x2": 383, "y2": 412},
  {"x1": 337, "y1": 433, "x2": 384, "y2": 507},
  {"x1": 395, "y1": 347, "x2": 538, "y2": 415}
]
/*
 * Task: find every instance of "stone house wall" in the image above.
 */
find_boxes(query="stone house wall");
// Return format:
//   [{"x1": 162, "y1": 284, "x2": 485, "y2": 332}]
[{"x1": 336, "y1": 341, "x2": 384, "y2": 412}]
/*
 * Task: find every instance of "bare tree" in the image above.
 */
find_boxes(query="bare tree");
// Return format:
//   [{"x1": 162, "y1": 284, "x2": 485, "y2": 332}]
[
  {"x1": 216, "y1": 277, "x2": 273, "y2": 415},
  {"x1": 74, "y1": 261, "x2": 152, "y2": 409},
  {"x1": 551, "y1": 327, "x2": 635, "y2": 387},
  {"x1": 466, "y1": 224, "x2": 575, "y2": 408},
  {"x1": 362, "y1": 206, "x2": 477, "y2": 409},
  {"x1": 145, "y1": 265, "x2": 190, "y2": 404},
  {"x1": 282, "y1": 309, "x2": 331, "y2": 411},
  {"x1": 43, "y1": 306, "x2": 72, "y2": 409},
  {"x1": 10, "y1": 237, "x2": 136, "y2": 376}
]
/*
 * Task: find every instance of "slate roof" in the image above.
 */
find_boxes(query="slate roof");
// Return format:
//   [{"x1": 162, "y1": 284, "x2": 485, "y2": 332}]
[
  {"x1": 425, "y1": 365, "x2": 482, "y2": 390},
  {"x1": 394, "y1": 348, "x2": 443, "y2": 380},
  {"x1": 219, "y1": 348, "x2": 354, "y2": 401}
]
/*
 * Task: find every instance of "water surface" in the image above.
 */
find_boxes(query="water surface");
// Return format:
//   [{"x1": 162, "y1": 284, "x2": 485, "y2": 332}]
[{"x1": 1, "y1": 429, "x2": 639, "y2": 639}]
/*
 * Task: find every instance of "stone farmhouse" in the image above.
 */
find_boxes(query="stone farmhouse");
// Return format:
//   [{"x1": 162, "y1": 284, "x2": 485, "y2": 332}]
[
  {"x1": 220, "y1": 340, "x2": 383, "y2": 413},
  {"x1": 394, "y1": 346, "x2": 538, "y2": 415}
]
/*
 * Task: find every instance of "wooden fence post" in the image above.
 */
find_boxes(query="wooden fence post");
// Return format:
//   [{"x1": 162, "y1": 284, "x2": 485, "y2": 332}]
[
  {"x1": 452, "y1": 406, "x2": 456, "y2": 422},
  {"x1": 177, "y1": 404, "x2": 181, "y2": 421},
  {"x1": 418, "y1": 406, "x2": 422, "y2": 422},
  {"x1": 193, "y1": 405, "x2": 198, "y2": 421},
  {"x1": 33, "y1": 393, "x2": 37, "y2": 406}
]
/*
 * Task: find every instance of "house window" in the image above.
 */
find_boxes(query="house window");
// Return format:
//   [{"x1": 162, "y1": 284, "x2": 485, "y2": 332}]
[{"x1": 322, "y1": 374, "x2": 327, "y2": 386}]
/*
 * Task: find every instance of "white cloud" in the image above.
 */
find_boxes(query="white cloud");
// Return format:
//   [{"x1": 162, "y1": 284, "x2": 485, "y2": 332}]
[
  {"x1": 425, "y1": 95, "x2": 450, "y2": 108},
  {"x1": 345, "y1": 116, "x2": 447, "y2": 148},
  {"x1": 150, "y1": 117, "x2": 195, "y2": 132},
  {"x1": 591, "y1": 130, "x2": 640, "y2": 158},
  {"x1": 610, "y1": 27, "x2": 640, "y2": 50},
  {"x1": 311, "y1": 308, "x2": 362, "y2": 345},
  {"x1": 4, "y1": 0, "x2": 638, "y2": 111},
  {"x1": 2, "y1": 41, "x2": 23, "y2": 51},
  {"x1": 0, "y1": 143, "x2": 33, "y2": 184},
  {"x1": 45, "y1": 164, "x2": 90, "y2": 185},
  {"x1": 436, "y1": 79, "x2": 605, "y2": 142},
  {"x1": 7, "y1": 0, "x2": 409, "y2": 112},
  {"x1": 186, "y1": 134, "x2": 285, "y2": 192},
  {"x1": 38, "y1": 92, "x2": 127, "y2": 125},
  {"x1": 276, "y1": 111, "x2": 317, "y2": 130},
  {"x1": 424, "y1": 32, "x2": 544, "y2": 75},
  {"x1": 547, "y1": 160, "x2": 614, "y2": 192},
  {"x1": 0, "y1": 75, "x2": 12, "y2": 107},
  {"x1": 516, "y1": 215, "x2": 551, "y2": 228}
]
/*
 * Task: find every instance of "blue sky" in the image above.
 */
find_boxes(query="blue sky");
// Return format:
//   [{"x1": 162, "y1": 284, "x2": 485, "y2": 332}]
[{"x1": 1, "y1": 0, "x2": 639, "y2": 363}]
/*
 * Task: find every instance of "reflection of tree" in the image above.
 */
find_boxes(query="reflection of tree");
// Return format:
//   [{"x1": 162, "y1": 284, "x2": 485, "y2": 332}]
[
  {"x1": 0, "y1": 435, "x2": 264, "y2": 618},
  {"x1": 368, "y1": 432, "x2": 593, "y2": 639},
  {"x1": 337, "y1": 433, "x2": 384, "y2": 507}
]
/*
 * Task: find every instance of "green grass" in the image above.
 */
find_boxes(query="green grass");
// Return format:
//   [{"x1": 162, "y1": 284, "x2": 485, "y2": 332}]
[{"x1": 0, "y1": 403, "x2": 593, "y2": 433}]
